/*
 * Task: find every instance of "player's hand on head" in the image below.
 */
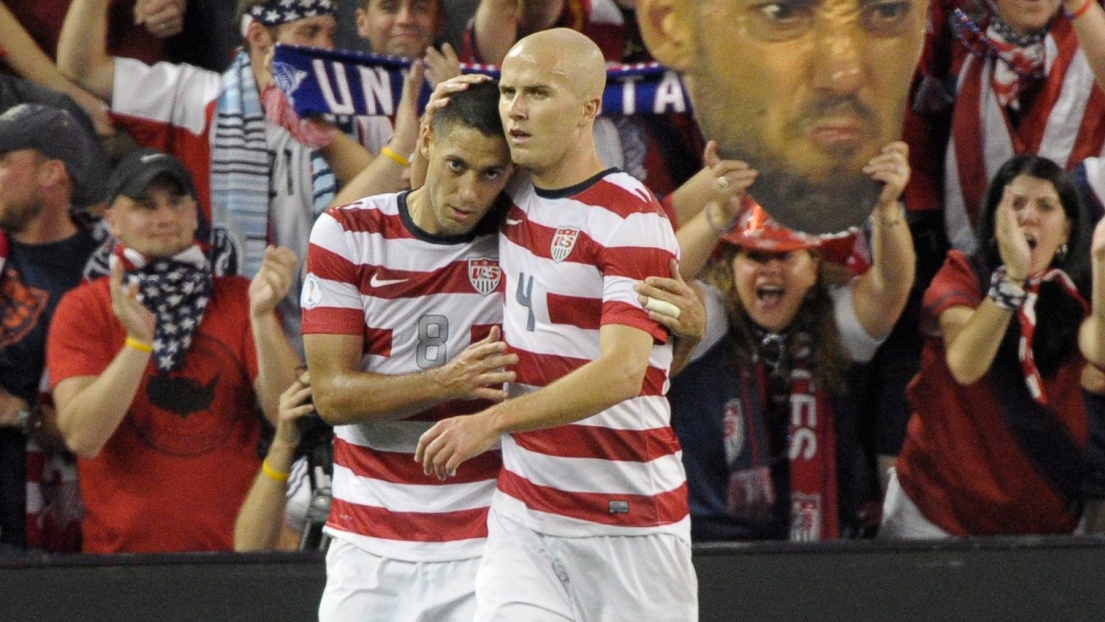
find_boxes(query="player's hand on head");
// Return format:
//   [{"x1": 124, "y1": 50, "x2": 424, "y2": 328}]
[
  {"x1": 418, "y1": 72, "x2": 492, "y2": 134},
  {"x1": 430, "y1": 325, "x2": 518, "y2": 401},
  {"x1": 862, "y1": 141, "x2": 910, "y2": 208},
  {"x1": 109, "y1": 254, "x2": 156, "y2": 344},
  {"x1": 414, "y1": 413, "x2": 500, "y2": 481},
  {"x1": 249, "y1": 246, "x2": 299, "y2": 318},
  {"x1": 634, "y1": 259, "x2": 706, "y2": 340}
]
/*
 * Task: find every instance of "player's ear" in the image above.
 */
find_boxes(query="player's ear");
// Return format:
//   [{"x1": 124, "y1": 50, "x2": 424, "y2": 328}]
[
  {"x1": 637, "y1": 0, "x2": 693, "y2": 72},
  {"x1": 581, "y1": 96, "x2": 601, "y2": 125},
  {"x1": 418, "y1": 121, "x2": 435, "y2": 159}
]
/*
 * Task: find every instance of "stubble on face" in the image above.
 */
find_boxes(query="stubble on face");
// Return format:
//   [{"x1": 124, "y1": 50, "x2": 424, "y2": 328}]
[
  {"x1": 0, "y1": 199, "x2": 43, "y2": 235},
  {"x1": 685, "y1": 0, "x2": 924, "y2": 234}
]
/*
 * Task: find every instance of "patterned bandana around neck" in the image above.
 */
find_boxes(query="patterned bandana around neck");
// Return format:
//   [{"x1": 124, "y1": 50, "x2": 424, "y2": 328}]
[
  {"x1": 246, "y1": 0, "x2": 336, "y2": 27},
  {"x1": 1015, "y1": 267, "x2": 1088, "y2": 404},
  {"x1": 990, "y1": 0, "x2": 1052, "y2": 110},
  {"x1": 116, "y1": 244, "x2": 213, "y2": 372},
  {"x1": 951, "y1": 7, "x2": 1048, "y2": 109}
]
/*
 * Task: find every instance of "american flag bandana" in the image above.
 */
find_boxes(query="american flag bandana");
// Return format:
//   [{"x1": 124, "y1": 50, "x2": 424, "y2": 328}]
[
  {"x1": 246, "y1": 0, "x2": 335, "y2": 28},
  {"x1": 987, "y1": 27, "x2": 1045, "y2": 110},
  {"x1": 1017, "y1": 268, "x2": 1087, "y2": 404},
  {"x1": 115, "y1": 245, "x2": 213, "y2": 372}
]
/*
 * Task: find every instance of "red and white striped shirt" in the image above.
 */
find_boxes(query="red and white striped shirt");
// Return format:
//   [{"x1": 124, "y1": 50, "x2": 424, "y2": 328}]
[
  {"x1": 944, "y1": 16, "x2": 1105, "y2": 252},
  {"x1": 302, "y1": 192, "x2": 504, "y2": 562},
  {"x1": 494, "y1": 170, "x2": 690, "y2": 540}
]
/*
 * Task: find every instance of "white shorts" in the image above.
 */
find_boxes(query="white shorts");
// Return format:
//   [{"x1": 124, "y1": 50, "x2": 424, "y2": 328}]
[
  {"x1": 319, "y1": 538, "x2": 480, "y2": 622},
  {"x1": 474, "y1": 509, "x2": 698, "y2": 622},
  {"x1": 878, "y1": 468, "x2": 952, "y2": 540}
]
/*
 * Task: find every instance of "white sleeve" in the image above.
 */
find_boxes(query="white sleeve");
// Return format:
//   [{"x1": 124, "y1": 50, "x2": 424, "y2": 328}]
[
  {"x1": 112, "y1": 57, "x2": 221, "y2": 135},
  {"x1": 831, "y1": 279, "x2": 883, "y2": 363}
]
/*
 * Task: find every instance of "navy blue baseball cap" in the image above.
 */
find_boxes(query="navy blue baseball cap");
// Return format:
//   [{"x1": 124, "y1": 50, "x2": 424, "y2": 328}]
[
  {"x1": 0, "y1": 103, "x2": 103, "y2": 206},
  {"x1": 106, "y1": 148, "x2": 197, "y2": 205}
]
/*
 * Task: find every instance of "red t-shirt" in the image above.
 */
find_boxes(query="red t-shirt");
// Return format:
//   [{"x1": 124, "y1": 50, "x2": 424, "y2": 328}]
[
  {"x1": 47, "y1": 276, "x2": 262, "y2": 553},
  {"x1": 896, "y1": 251, "x2": 1087, "y2": 535}
]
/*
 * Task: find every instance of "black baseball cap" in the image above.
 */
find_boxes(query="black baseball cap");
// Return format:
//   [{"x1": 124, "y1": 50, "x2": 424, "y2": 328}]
[
  {"x1": 107, "y1": 148, "x2": 197, "y2": 204},
  {"x1": 0, "y1": 103, "x2": 102, "y2": 205}
]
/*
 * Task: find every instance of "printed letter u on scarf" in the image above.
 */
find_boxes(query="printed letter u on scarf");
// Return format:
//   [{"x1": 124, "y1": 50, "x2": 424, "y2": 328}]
[{"x1": 271, "y1": 45, "x2": 690, "y2": 119}]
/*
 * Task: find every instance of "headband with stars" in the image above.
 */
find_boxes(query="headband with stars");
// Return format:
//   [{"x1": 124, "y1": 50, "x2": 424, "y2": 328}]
[{"x1": 246, "y1": 0, "x2": 336, "y2": 28}]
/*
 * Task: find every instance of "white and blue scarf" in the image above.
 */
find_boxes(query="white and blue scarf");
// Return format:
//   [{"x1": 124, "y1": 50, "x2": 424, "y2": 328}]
[{"x1": 211, "y1": 52, "x2": 335, "y2": 278}]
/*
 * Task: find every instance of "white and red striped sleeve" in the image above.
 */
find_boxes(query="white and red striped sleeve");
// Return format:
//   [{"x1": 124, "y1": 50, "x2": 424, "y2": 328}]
[{"x1": 301, "y1": 207, "x2": 368, "y2": 336}]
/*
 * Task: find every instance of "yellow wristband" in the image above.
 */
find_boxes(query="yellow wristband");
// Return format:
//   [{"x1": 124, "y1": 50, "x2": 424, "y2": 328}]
[
  {"x1": 380, "y1": 145, "x2": 410, "y2": 167},
  {"x1": 261, "y1": 459, "x2": 290, "y2": 482},
  {"x1": 124, "y1": 336, "x2": 153, "y2": 353}
]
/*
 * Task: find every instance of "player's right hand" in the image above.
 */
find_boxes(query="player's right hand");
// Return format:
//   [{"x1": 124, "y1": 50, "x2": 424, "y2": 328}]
[{"x1": 430, "y1": 325, "x2": 518, "y2": 401}]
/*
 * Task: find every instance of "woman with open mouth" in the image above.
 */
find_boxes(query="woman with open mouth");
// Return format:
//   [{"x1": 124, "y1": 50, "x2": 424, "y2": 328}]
[
  {"x1": 882, "y1": 153, "x2": 1105, "y2": 538},
  {"x1": 641, "y1": 141, "x2": 915, "y2": 541}
]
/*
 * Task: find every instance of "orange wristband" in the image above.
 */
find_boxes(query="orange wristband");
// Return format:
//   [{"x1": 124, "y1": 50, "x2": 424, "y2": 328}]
[{"x1": 1067, "y1": 0, "x2": 1094, "y2": 19}]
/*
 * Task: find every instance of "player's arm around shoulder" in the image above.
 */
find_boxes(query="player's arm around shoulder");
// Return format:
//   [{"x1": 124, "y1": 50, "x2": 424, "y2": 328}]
[{"x1": 415, "y1": 323, "x2": 655, "y2": 480}]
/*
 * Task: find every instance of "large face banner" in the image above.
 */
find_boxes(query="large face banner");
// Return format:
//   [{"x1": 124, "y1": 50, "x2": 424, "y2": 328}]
[{"x1": 639, "y1": 0, "x2": 928, "y2": 234}]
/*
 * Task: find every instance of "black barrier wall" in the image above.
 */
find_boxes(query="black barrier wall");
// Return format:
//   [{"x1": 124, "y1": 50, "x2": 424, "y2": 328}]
[{"x1": 3, "y1": 538, "x2": 1105, "y2": 622}]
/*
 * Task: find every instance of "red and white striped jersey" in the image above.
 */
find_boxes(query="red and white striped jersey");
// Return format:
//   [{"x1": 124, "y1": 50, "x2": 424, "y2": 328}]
[
  {"x1": 302, "y1": 192, "x2": 505, "y2": 562},
  {"x1": 494, "y1": 170, "x2": 690, "y2": 540}
]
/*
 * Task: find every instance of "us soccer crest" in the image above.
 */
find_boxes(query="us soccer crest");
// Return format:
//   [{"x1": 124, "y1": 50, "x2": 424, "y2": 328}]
[
  {"x1": 550, "y1": 227, "x2": 580, "y2": 263},
  {"x1": 468, "y1": 258, "x2": 501, "y2": 296}
]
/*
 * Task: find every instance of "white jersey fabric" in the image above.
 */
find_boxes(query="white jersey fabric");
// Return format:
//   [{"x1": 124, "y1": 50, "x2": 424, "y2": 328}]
[
  {"x1": 302, "y1": 191, "x2": 505, "y2": 562},
  {"x1": 493, "y1": 169, "x2": 689, "y2": 541}
]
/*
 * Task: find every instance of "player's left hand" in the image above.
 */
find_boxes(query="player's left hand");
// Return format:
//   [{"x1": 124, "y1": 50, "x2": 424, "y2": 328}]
[
  {"x1": 634, "y1": 259, "x2": 705, "y2": 340},
  {"x1": 414, "y1": 413, "x2": 500, "y2": 480},
  {"x1": 249, "y1": 246, "x2": 298, "y2": 318}
]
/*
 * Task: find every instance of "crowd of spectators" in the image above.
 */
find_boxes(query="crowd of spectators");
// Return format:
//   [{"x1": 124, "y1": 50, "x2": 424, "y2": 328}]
[{"x1": 1, "y1": 0, "x2": 1105, "y2": 581}]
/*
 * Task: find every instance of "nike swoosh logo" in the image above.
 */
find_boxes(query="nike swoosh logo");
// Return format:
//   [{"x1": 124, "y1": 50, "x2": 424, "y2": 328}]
[
  {"x1": 505, "y1": 218, "x2": 523, "y2": 226},
  {"x1": 370, "y1": 274, "x2": 407, "y2": 287}
]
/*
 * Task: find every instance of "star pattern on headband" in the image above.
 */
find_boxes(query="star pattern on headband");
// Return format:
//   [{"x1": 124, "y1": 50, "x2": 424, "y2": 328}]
[{"x1": 249, "y1": 0, "x2": 336, "y2": 27}]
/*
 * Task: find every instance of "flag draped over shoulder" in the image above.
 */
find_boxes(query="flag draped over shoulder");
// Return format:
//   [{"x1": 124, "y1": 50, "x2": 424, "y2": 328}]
[{"x1": 271, "y1": 44, "x2": 692, "y2": 119}]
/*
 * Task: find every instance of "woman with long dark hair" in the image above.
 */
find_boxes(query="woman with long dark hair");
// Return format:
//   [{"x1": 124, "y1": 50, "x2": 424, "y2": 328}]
[{"x1": 882, "y1": 154, "x2": 1105, "y2": 537}]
